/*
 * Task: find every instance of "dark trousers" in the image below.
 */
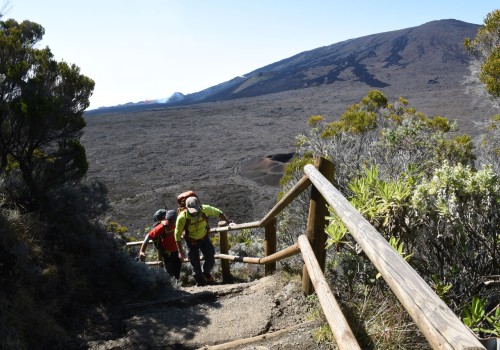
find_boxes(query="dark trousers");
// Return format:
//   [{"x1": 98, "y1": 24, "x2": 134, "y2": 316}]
[
  {"x1": 186, "y1": 234, "x2": 215, "y2": 276},
  {"x1": 162, "y1": 250, "x2": 182, "y2": 280}
]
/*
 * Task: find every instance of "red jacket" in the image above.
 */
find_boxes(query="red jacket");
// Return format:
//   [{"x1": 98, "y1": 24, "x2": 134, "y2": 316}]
[{"x1": 148, "y1": 220, "x2": 177, "y2": 253}]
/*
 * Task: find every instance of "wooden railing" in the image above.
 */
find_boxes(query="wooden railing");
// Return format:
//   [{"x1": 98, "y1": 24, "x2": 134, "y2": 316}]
[{"x1": 127, "y1": 158, "x2": 486, "y2": 350}]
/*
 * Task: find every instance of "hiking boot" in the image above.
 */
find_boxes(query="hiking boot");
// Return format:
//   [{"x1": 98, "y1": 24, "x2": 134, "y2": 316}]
[
  {"x1": 203, "y1": 272, "x2": 215, "y2": 283},
  {"x1": 194, "y1": 272, "x2": 207, "y2": 287},
  {"x1": 196, "y1": 280, "x2": 207, "y2": 287}
]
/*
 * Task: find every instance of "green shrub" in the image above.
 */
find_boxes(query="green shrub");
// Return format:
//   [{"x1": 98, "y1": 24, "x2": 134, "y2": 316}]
[
  {"x1": 279, "y1": 90, "x2": 500, "y2": 342},
  {"x1": 411, "y1": 162, "x2": 499, "y2": 307},
  {"x1": 461, "y1": 296, "x2": 500, "y2": 338},
  {"x1": 0, "y1": 181, "x2": 163, "y2": 348}
]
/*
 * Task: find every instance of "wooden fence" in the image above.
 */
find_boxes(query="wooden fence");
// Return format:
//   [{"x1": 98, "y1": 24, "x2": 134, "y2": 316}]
[{"x1": 127, "y1": 158, "x2": 487, "y2": 350}]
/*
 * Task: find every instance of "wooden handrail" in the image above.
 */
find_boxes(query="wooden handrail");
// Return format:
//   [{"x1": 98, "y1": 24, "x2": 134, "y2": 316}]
[
  {"x1": 259, "y1": 174, "x2": 311, "y2": 227},
  {"x1": 298, "y1": 235, "x2": 360, "y2": 350},
  {"x1": 125, "y1": 221, "x2": 261, "y2": 247},
  {"x1": 210, "y1": 221, "x2": 261, "y2": 233},
  {"x1": 127, "y1": 221, "x2": 260, "y2": 244},
  {"x1": 126, "y1": 174, "x2": 311, "y2": 247},
  {"x1": 215, "y1": 242, "x2": 299, "y2": 265},
  {"x1": 126, "y1": 241, "x2": 144, "y2": 247},
  {"x1": 125, "y1": 158, "x2": 485, "y2": 349},
  {"x1": 303, "y1": 164, "x2": 484, "y2": 350}
]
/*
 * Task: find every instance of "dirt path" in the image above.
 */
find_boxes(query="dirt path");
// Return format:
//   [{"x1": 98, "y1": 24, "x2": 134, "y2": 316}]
[{"x1": 86, "y1": 274, "x2": 331, "y2": 349}]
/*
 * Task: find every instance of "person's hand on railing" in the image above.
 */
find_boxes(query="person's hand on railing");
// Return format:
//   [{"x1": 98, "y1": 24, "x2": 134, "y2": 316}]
[
  {"x1": 219, "y1": 213, "x2": 234, "y2": 228},
  {"x1": 218, "y1": 219, "x2": 234, "y2": 227},
  {"x1": 138, "y1": 251, "x2": 146, "y2": 262}
]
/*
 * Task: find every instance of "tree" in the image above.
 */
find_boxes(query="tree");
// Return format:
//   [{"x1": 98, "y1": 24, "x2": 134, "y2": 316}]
[
  {"x1": 0, "y1": 19, "x2": 94, "y2": 208},
  {"x1": 464, "y1": 9, "x2": 500, "y2": 108}
]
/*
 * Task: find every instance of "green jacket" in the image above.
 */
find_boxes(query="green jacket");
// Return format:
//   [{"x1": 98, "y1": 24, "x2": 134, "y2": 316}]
[{"x1": 175, "y1": 204, "x2": 223, "y2": 241}]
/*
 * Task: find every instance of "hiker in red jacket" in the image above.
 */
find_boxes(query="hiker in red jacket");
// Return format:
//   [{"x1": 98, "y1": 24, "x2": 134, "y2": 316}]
[{"x1": 139, "y1": 209, "x2": 182, "y2": 280}]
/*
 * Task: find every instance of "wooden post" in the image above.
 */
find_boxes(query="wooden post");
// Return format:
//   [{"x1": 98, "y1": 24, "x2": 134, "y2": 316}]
[
  {"x1": 302, "y1": 157, "x2": 335, "y2": 295},
  {"x1": 218, "y1": 221, "x2": 231, "y2": 282},
  {"x1": 264, "y1": 217, "x2": 277, "y2": 275}
]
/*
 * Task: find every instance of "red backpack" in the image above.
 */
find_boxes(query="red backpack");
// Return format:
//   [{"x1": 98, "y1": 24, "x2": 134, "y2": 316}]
[{"x1": 176, "y1": 190, "x2": 200, "y2": 212}]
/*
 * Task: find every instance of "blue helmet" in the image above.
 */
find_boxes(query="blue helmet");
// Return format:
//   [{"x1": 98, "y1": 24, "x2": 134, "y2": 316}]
[
  {"x1": 153, "y1": 209, "x2": 177, "y2": 222},
  {"x1": 166, "y1": 210, "x2": 177, "y2": 221},
  {"x1": 153, "y1": 209, "x2": 167, "y2": 222}
]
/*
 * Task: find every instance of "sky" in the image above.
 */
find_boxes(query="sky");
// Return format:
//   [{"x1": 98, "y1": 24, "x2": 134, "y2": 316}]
[{"x1": 4, "y1": 1, "x2": 499, "y2": 111}]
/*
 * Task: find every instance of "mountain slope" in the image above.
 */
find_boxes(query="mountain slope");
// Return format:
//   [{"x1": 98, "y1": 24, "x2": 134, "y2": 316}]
[
  {"x1": 86, "y1": 19, "x2": 480, "y2": 115},
  {"x1": 169, "y1": 19, "x2": 478, "y2": 105}
]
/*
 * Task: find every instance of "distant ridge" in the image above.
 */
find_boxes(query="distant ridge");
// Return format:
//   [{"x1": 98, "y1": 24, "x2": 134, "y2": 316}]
[{"x1": 86, "y1": 19, "x2": 479, "y2": 116}]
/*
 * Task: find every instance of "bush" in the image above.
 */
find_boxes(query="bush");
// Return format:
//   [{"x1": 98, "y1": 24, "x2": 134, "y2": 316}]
[
  {"x1": 278, "y1": 91, "x2": 500, "y2": 342},
  {"x1": 0, "y1": 181, "x2": 164, "y2": 349},
  {"x1": 411, "y1": 162, "x2": 499, "y2": 308}
]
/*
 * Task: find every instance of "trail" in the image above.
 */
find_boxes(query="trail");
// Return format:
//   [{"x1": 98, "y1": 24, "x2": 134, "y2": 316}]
[{"x1": 86, "y1": 274, "x2": 330, "y2": 349}]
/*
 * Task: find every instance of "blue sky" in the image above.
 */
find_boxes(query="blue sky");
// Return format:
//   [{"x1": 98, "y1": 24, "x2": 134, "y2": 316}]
[{"x1": 4, "y1": 1, "x2": 499, "y2": 110}]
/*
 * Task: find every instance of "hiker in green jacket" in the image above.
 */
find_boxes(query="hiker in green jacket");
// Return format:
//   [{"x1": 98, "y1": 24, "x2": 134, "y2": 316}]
[{"x1": 175, "y1": 196, "x2": 232, "y2": 286}]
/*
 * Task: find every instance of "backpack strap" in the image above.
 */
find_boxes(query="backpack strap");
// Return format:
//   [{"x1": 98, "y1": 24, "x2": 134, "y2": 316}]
[
  {"x1": 152, "y1": 221, "x2": 175, "y2": 251},
  {"x1": 151, "y1": 222, "x2": 166, "y2": 252},
  {"x1": 182, "y1": 208, "x2": 210, "y2": 243}
]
